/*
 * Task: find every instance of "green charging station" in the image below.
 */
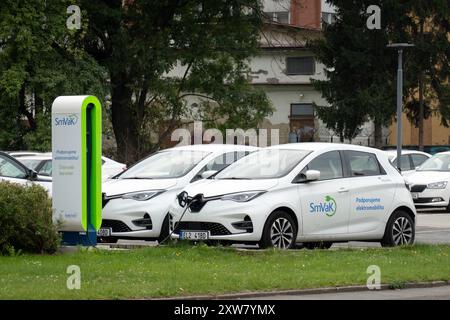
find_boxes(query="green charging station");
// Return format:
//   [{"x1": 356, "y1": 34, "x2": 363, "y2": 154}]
[{"x1": 52, "y1": 96, "x2": 102, "y2": 246}]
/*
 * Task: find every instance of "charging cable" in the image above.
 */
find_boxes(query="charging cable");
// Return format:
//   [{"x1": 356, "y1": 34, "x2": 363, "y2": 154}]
[{"x1": 158, "y1": 193, "x2": 204, "y2": 245}]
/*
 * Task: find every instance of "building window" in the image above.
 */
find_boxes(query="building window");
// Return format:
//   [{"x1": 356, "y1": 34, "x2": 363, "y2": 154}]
[
  {"x1": 265, "y1": 11, "x2": 289, "y2": 24},
  {"x1": 286, "y1": 57, "x2": 315, "y2": 75},
  {"x1": 322, "y1": 12, "x2": 336, "y2": 26},
  {"x1": 291, "y1": 103, "x2": 314, "y2": 117}
]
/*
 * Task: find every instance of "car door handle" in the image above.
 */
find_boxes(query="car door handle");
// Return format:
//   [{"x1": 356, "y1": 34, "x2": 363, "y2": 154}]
[
  {"x1": 378, "y1": 177, "x2": 391, "y2": 182},
  {"x1": 338, "y1": 187, "x2": 349, "y2": 193}
]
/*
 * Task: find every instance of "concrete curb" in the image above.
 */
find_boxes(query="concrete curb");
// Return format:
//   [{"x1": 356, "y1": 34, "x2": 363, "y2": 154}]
[{"x1": 154, "y1": 280, "x2": 450, "y2": 300}]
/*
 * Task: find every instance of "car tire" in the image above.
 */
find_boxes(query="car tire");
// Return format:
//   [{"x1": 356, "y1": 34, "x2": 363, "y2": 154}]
[
  {"x1": 259, "y1": 211, "x2": 297, "y2": 249},
  {"x1": 381, "y1": 210, "x2": 415, "y2": 247},
  {"x1": 157, "y1": 214, "x2": 170, "y2": 244},
  {"x1": 303, "y1": 241, "x2": 333, "y2": 250}
]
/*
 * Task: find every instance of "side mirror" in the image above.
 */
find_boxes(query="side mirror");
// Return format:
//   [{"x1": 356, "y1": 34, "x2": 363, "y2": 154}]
[
  {"x1": 28, "y1": 170, "x2": 38, "y2": 181},
  {"x1": 201, "y1": 170, "x2": 218, "y2": 179},
  {"x1": 293, "y1": 170, "x2": 320, "y2": 183}
]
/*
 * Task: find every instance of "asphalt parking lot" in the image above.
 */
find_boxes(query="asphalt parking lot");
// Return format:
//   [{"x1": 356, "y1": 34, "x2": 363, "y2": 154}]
[{"x1": 108, "y1": 212, "x2": 450, "y2": 249}]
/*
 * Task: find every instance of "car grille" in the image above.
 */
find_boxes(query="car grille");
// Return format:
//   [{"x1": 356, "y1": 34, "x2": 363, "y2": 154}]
[
  {"x1": 174, "y1": 222, "x2": 231, "y2": 236},
  {"x1": 410, "y1": 185, "x2": 427, "y2": 192},
  {"x1": 101, "y1": 219, "x2": 132, "y2": 233}
]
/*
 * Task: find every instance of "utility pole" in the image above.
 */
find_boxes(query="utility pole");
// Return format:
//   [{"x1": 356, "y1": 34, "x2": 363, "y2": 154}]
[{"x1": 387, "y1": 43, "x2": 414, "y2": 170}]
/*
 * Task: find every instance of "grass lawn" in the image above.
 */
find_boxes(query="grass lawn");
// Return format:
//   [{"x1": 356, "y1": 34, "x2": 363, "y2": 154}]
[{"x1": 0, "y1": 244, "x2": 449, "y2": 299}]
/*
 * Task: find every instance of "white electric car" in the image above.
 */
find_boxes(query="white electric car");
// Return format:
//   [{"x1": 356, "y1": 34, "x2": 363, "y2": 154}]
[
  {"x1": 169, "y1": 143, "x2": 417, "y2": 249},
  {"x1": 405, "y1": 152, "x2": 450, "y2": 212},
  {"x1": 100, "y1": 144, "x2": 258, "y2": 242}
]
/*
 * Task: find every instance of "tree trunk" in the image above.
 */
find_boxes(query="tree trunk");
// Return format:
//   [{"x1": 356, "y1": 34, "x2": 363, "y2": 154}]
[
  {"x1": 110, "y1": 72, "x2": 139, "y2": 165},
  {"x1": 374, "y1": 120, "x2": 383, "y2": 148},
  {"x1": 418, "y1": 21, "x2": 425, "y2": 151},
  {"x1": 418, "y1": 73, "x2": 425, "y2": 151}
]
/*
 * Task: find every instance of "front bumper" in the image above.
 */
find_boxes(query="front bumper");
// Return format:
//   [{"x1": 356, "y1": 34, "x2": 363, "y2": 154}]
[
  {"x1": 101, "y1": 194, "x2": 174, "y2": 239},
  {"x1": 168, "y1": 198, "x2": 269, "y2": 242},
  {"x1": 411, "y1": 187, "x2": 449, "y2": 208}
]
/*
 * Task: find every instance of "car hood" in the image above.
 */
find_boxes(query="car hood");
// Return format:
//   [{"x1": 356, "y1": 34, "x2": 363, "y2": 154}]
[
  {"x1": 102, "y1": 178, "x2": 178, "y2": 196},
  {"x1": 182, "y1": 179, "x2": 279, "y2": 198},
  {"x1": 405, "y1": 171, "x2": 450, "y2": 185}
]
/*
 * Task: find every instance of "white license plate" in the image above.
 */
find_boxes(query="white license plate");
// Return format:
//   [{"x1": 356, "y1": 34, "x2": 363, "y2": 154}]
[
  {"x1": 97, "y1": 228, "x2": 112, "y2": 237},
  {"x1": 411, "y1": 193, "x2": 419, "y2": 199},
  {"x1": 180, "y1": 231, "x2": 209, "y2": 240}
]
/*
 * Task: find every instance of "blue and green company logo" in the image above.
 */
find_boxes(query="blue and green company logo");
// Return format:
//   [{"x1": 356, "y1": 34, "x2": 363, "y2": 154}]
[
  {"x1": 55, "y1": 113, "x2": 78, "y2": 126},
  {"x1": 309, "y1": 195, "x2": 337, "y2": 217}
]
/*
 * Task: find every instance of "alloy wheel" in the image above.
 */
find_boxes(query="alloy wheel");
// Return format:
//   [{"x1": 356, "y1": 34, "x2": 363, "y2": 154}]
[
  {"x1": 392, "y1": 216, "x2": 413, "y2": 245},
  {"x1": 270, "y1": 217, "x2": 294, "y2": 249}
]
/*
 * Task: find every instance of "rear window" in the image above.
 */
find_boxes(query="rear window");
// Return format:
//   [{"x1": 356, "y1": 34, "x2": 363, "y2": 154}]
[{"x1": 346, "y1": 151, "x2": 383, "y2": 176}]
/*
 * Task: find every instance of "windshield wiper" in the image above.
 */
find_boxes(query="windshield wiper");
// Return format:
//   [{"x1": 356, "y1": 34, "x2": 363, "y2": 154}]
[
  {"x1": 221, "y1": 177, "x2": 251, "y2": 180},
  {"x1": 120, "y1": 177, "x2": 155, "y2": 180}
]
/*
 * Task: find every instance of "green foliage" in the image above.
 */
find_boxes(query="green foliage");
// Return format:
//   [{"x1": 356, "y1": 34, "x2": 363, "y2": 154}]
[
  {"x1": 309, "y1": 0, "x2": 449, "y2": 142},
  {"x1": 309, "y1": 0, "x2": 400, "y2": 142},
  {"x1": 0, "y1": 0, "x2": 107, "y2": 151},
  {"x1": 80, "y1": 0, "x2": 271, "y2": 162},
  {"x1": 0, "y1": 181, "x2": 59, "y2": 255}
]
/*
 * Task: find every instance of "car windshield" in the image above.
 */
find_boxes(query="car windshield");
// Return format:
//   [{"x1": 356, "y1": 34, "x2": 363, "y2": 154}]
[
  {"x1": 119, "y1": 150, "x2": 210, "y2": 179},
  {"x1": 215, "y1": 149, "x2": 310, "y2": 180},
  {"x1": 19, "y1": 159, "x2": 42, "y2": 170},
  {"x1": 417, "y1": 154, "x2": 450, "y2": 172}
]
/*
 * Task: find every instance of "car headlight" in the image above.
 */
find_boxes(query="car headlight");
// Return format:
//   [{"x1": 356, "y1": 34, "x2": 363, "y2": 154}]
[
  {"x1": 427, "y1": 181, "x2": 448, "y2": 189},
  {"x1": 220, "y1": 191, "x2": 265, "y2": 202},
  {"x1": 121, "y1": 190, "x2": 165, "y2": 201}
]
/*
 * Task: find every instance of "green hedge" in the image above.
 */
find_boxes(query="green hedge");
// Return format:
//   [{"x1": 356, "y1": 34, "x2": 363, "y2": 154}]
[{"x1": 0, "y1": 181, "x2": 59, "y2": 255}]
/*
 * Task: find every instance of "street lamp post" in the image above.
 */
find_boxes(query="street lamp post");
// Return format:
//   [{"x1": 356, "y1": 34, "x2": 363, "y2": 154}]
[{"x1": 387, "y1": 43, "x2": 414, "y2": 171}]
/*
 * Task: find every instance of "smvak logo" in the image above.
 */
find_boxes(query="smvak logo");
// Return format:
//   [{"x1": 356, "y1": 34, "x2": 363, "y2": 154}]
[
  {"x1": 55, "y1": 114, "x2": 78, "y2": 126},
  {"x1": 309, "y1": 195, "x2": 337, "y2": 217}
]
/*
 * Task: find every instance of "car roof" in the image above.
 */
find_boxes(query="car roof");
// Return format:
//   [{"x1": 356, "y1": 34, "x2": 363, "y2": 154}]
[
  {"x1": 384, "y1": 149, "x2": 431, "y2": 157},
  {"x1": 17, "y1": 156, "x2": 51, "y2": 161},
  {"x1": 266, "y1": 142, "x2": 385, "y2": 154},
  {"x1": 167, "y1": 143, "x2": 259, "y2": 152}
]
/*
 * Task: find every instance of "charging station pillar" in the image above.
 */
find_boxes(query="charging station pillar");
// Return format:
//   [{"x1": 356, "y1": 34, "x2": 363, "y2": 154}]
[{"x1": 52, "y1": 96, "x2": 102, "y2": 246}]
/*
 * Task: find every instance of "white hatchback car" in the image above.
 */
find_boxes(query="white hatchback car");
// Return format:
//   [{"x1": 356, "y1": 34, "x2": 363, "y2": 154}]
[
  {"x1": 405, "y1": 152, "x2": 450, "y2": 212},
  {"x1": 169, "y1": 143, "x2": 416, "y2": 249},
  {"x1": 100, "y1": 144, "x2": 258, "y2": 242}
]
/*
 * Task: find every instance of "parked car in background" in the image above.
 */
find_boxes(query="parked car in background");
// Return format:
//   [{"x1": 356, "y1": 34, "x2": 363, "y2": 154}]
[
  {"x1": 169, "y1": 143, "x2": 416, "y2": 249},
  {"x1": 0, "y1": 151, "x2": 52, "y2": 193},
  {"x1": 383, "y1": 145, "x2": 450, "y2": 155},
  {"x1": 100, "y1": 144, "x2": 259, "y2": 243},
  {"x1": 385, "y1": 150, "x2": 431, "y2": 175},
  {"x1": 16, "y1": 154, "x2": 125, "y2": 181},
  {"x1": 17, "y1": 154, "x2": 52, "y2": 176},
  {"x1": 7, "y1": 151, "x2": 43, "y2": 158},
  {"x1": 405, "y1": 152, "x2": 450, "y2": 212}
]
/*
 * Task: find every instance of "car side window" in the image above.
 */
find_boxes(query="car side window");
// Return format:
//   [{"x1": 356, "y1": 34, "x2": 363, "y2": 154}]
[
  {"x1": 393, "y1": 155, "x2": 412, "y2": 171},
  {"x1": 302, "y1": 151, "x2": 343, "y2": 181},
  {"x1": 38, "y1": 160, "x2": 52, "y2": 176},
  {"x1": 346, "y1": 151, "x2": 382, "y2": 176},
  {"x1": 0, "y1": 155, "x2": 27, "y2": 179},
  {"x1": 411, "y1": 154, "x2": 428, "y2": 168}
]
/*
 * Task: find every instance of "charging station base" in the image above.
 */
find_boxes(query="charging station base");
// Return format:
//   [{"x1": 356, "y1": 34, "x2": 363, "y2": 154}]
[{"x1": 61, "y1": 229, "x2": 97, "y2": 246}]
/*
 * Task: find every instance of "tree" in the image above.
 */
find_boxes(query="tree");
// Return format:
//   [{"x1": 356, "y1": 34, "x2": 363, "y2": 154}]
[
  {"x1": 308, "y1": 0, "x2": 404, "y2": 147},
  {"x1": 0, "y1": 0, "x2": 107, "y2": 151},
  {"x1": 80, "y1": 0, "x2": 272, "y2": 163},
  {"x1": 309, "y1": 0, "x2": 449, "y2": 148},
  {"x1": 403, "y1": 0, "x2": 450, "y2": 150}
]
